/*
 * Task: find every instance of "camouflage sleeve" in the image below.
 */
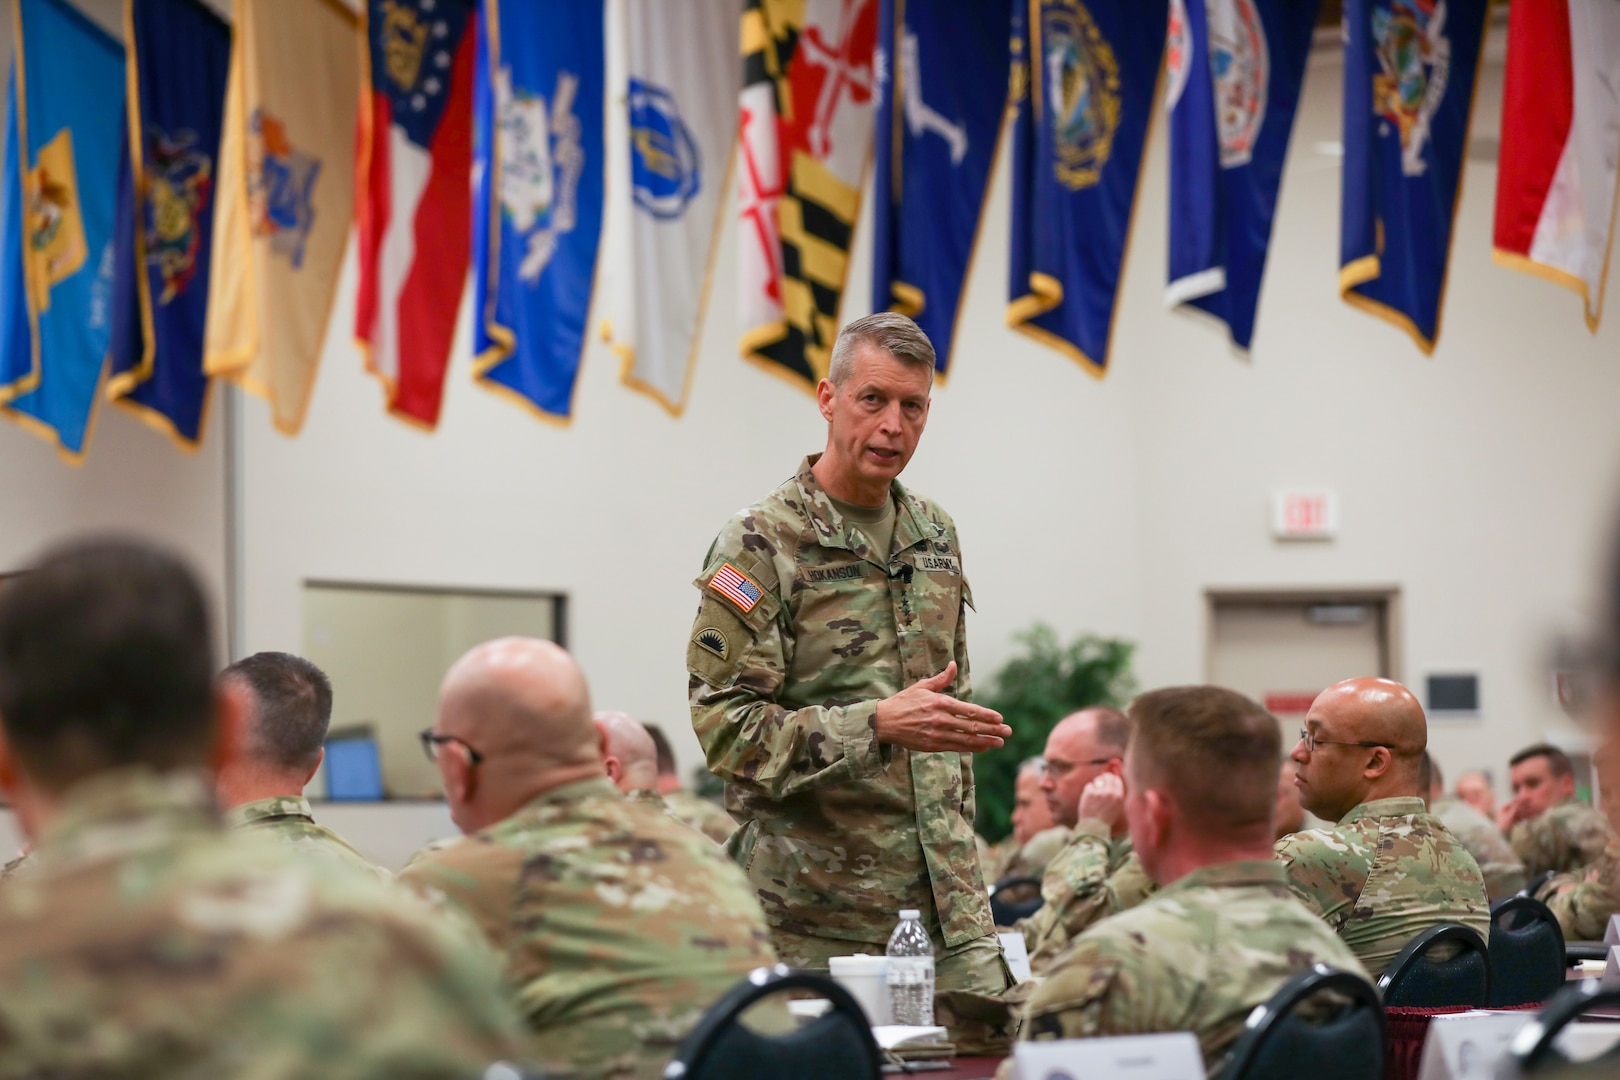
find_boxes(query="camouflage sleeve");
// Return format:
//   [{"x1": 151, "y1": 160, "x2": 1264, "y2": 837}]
[
  {"x1": 1015, "y1": 821, "x2": 1114, "y2": 963},
  {"x1": 1019, "y1": 937, "x2": 1130, "y2": 1045},
  {"x1": 1539, "y1": 843, "x2": 1620, "y2": 940},
  {"x1": 1510, "y1": 809, "x2": 1614, "y2": 878},
  {"x1": 687, "y1": 530, "x2": 888, "y2": 800},
  {"x1": 1273, "y1": 829, "x2": 1357, "y2": 931}
]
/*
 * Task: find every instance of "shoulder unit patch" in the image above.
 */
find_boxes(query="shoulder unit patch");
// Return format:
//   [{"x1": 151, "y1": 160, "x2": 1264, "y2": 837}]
[{"x1": 694, "y1": 627, "x2": 728, "y2": 660}]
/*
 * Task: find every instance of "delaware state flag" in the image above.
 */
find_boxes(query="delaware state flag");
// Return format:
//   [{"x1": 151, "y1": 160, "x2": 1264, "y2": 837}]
[
  {"x1": 1339, "y1": 0, "x2": 1488, "y2": 354},
  {"x1": 1165, "y1": 0, "x2": 1317, "y2": 350}
]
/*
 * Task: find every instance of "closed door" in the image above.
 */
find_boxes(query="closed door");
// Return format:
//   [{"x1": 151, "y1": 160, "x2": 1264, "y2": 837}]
[{"x1": 1208, "y1": 596, "x2": 1392, "y2": 723}]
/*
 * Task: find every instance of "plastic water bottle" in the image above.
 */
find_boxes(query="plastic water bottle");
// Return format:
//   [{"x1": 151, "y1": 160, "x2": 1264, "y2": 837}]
[{"x1": 885, "y1": 908, "x2": 935, "y2": 1026}]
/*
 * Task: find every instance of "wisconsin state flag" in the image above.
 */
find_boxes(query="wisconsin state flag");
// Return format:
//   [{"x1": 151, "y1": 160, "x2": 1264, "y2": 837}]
[{"x1": 204, "y1": 0, "x2": 359, "y2": 435}]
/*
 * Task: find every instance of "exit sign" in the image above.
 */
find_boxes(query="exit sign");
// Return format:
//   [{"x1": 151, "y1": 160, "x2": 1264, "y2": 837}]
[{"x1": 1272, "y1": 490, "x2": 1338, "y2": 540}]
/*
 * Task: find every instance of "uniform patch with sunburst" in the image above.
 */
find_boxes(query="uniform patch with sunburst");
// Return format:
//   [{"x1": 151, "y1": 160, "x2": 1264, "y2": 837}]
[{"x1": 694, "y1": 627, "x2": 728, "y2": 660}]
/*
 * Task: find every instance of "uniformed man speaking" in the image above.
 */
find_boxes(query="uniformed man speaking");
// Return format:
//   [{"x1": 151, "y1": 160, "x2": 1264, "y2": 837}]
[{"x1": 687, "y1": 312, "x2": 1013, "y2": 992}]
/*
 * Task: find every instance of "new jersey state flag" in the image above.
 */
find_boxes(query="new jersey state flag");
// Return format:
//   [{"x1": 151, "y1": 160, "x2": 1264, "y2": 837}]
[
  {"x1": 473, "y1": 0, "x2": 605, "y2": 421},
  {"x1": 0, "y1": 0, "x2": 124, "y2": 462},
  {"x1": 203, "y1": 0, "x2": 359, "y2": 435},
  {"x1": 1007, "y1": 0, "x2": 1167, "y2": 376},
  {"x1": 1165, "y1": 0, "x2": 1317, "y2": 350},
  {"x1": 870, "y1": 0, "x2": 1009, "y2": 377},
  {"x1": 107, "y1": 0, "x2": 230, "y2": 450},
  {"x1": 1339, "y1": 0, "x2": 1488, "y2": 354},
  {"x1": 356, "y1": 0, "x2": 477, "y2": 429},
  {"x1": 1493, "y1": 0, "x2": 1620, "y2": 332}
]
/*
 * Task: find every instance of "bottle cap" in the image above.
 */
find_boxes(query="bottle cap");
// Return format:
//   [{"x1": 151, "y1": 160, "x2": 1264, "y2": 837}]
[{"x1": 899, "y1": 909, "x2": 921, "y2": 920}]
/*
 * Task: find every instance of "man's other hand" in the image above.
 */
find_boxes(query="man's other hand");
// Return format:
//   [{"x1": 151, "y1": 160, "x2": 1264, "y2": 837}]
[{"x1": 873, "y1": 662, "x2": 1011, "y2": 753}]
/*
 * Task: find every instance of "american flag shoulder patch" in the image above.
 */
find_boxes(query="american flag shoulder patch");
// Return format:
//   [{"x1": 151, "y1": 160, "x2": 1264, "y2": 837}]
[{"x1": 709, "y1": 563, "x2": 764, "y2": 614}]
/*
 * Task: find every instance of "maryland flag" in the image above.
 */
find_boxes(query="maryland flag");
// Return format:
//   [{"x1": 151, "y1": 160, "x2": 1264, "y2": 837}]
[
  {"x1": 203, "y1": 0, "x2": 359, "y2": 435},
  {"x1": 738, "y1": 0, "x2": 878, "y2": 392}
]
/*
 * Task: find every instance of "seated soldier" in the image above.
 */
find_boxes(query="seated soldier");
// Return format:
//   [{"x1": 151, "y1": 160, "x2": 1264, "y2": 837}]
[
  {"x1": 596, "y1": 710, "x2": 702, "y2": 831},
  {"x1": 1499, "y1": 743, "x2": 1613, "y2": 878},
  {"x1": 1424, "y1": 753, "x2": 1526, "y2": 901},
  {"x1": 400, "y1": 638, "x2": 778, "y2": 1080},
  {"x1": 1456, "y1": 769, "x2": 1497, "y2": 820},
  {"x1": 1015, "y1": 687, "x2": 1369, "y2": 1077},
  {"x1": 0, "y1": 539, "x2": 523, "y2": 1076},
  {"x1": 982, "y1": 757, "x2": 1070, "y2": 893},
  {"x1": 1276, "y1": 678, "x2": 1489, "y2": 975},
  {"x1": 215, "y1": 651, "x2": 390, "y2": 879},
  {"x1": 1535, "y1": 742, "x2": 1620, "y2": 940},
  {"x1": 1012, "y1": 708, "x2": 1155, "y2": 973},
  {"x1": 643, "y1": 722, "x2": 736, "y2": 844}
]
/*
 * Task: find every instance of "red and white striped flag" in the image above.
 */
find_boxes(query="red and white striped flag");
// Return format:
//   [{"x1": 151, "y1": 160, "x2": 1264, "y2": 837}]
[
  {"x1": 355, "y1": 0, "x2": 477, "y2": 428},
  {"x1": 1493, "y1": 0, "x2": 1620, "y2": 332}
]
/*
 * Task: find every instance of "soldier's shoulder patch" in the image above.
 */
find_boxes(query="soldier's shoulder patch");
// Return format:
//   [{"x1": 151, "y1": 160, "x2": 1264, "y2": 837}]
[
  {"x1": 694, "y1": 626, "x2": 728, "y2": 660},
  {"x1": 708, "y1": 562, "x2": 766, "y2": 615}
]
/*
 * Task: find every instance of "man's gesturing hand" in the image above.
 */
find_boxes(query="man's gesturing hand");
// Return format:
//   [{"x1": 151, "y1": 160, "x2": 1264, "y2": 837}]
[{"x1": 873, "y1": 662, "x2": 1011, "y2": 753}]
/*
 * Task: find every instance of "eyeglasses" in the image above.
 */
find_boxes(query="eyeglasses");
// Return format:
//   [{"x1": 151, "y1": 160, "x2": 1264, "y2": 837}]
[
  {"x1": 419, "y1": 728, "x2": 484, "y2": 766},
  {"x1": 1297, "y1": 728, "x2": 1395, "y2": 755},
  {"x1": 1043, "y1": 756, "x2": 1119, "y2": 779}
]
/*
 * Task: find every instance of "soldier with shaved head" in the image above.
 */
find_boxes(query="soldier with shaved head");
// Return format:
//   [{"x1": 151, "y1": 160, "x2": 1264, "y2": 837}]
[
  {"x1": 1275, "y1": 678, "x2": 1489, "y2": 974},
  {"x1": 401, "y1": 638, "x2": 777, "y2": 1080}
]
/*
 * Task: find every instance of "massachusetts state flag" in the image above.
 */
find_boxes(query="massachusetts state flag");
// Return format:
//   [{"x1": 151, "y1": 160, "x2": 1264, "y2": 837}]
[
  {"x1": 0, "y1": 0, "x2": 125, "y2": 462},
  {"x1": 871, "y1": 0, "x2": 1009, "y2": 377},
  {"x1": 472, "y1": 0, "x2": 605, "y2": 420},
  {"x1": 356, "y1": 0, "x2": 477, "y2": 430},
  {"x1": 1165, "y1": 0, "x2": 1317, "y2": 350},
  {"x1": 107, "y1": 0, "x2": 230, "y2": 450},
  {"x1": 1007, "y1": 0, "x2": 1167, "y2": 376},
  {"x1": 1493, "y1": 0, "x2": 1620, "y2": 332},
  {"x1": 1339, "y1": 0, "x2": 1488, "y2": 354}
]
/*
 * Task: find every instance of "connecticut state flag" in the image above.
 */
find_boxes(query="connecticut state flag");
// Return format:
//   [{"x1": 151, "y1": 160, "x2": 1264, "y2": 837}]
[
  {"x1": 473, "y1": 0, "x2": 605, "y2": 421},
  {"x1": 204, "y1": 0, "x2": 359, "y2": 436},
  {"x1": 1007, "y1": 0, "x2": 1167, "y2": 376},
  {"x1": 870, "y1": 0, "x2": 1009, "y2": 377},
  {"x1": 0, "y1": 0, "x2": 125, "y2": 462},
  {"x1": 1339, "y1": 0, "x2": 1488, "y2": 354},
  {"x1": 107, "y1": 0, "x2": 230, "y2": 450},
  {"x1": 1165, "y1": 0, "x2": 1318, "y2": 350}
]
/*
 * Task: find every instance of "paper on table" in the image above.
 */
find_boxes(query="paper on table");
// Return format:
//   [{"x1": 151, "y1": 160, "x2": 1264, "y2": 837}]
[
  {"x1": 872, "y1": 1025, "x2": 949, "y2": 1051},
  {"x1": 999, "y1": 932, "x2": 1034, "y2": 983}
]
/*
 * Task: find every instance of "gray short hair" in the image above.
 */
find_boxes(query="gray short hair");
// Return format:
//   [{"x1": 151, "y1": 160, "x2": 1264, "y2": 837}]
[
  {"x1": 221, "y1": 652, "x2": 333, "y2": 772},
  {"x1": 1017, "y1": 756, "x2": 1046, "y2": 779},
  {"x1": 828, "y1": 312, "x2": 936, "y2": 386}
]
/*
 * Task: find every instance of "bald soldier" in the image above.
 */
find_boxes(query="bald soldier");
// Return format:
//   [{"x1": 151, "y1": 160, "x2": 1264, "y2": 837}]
[
  {"x1": 595, "y1": 710, "x2": 698, "y2": 831},
  {"x1": 1499, "y1": 743, "x2": 1613, "y2": 878},
  {"x1": 688, "y1": 312, "x2": 1011, "y2": 990},
  {"x1": 1275, "y1": 678, "x2": 1489, "y2": 974},
  {"x1": 0, "y1": 539, "x2": 524, "y2": 1077},
  {"x1": 401, "y1": 639, "x2": 778, "y2": 1080},
  {"x1": 1014, "y1": 687, "x2": 1369, "y2": 1076},
  {"x1": 644, "y1": 723, "x2": 737, "y2": 844},
  {"x1": 215, "y1": 651, "x2": 389, "y2": 880}
]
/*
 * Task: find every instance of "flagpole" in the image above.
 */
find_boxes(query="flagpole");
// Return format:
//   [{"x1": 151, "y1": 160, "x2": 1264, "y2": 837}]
[{"x1": 223, "y1": 380, "x2": 245, "y2": 663}]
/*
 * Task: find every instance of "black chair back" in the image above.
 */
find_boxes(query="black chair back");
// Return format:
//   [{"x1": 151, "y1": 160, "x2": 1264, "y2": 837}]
[
  {"x1": 1506, "y1": 978, "x2": 1620, "y2": 1073},
  {"x1": 989, "y1": 875, "x2": 1044, "y2": 925},
  {"x1": 664, "y1": 965, "x2": 883, "y2": 1080},
  {"x1": 1223, "y1": 965, "x2": 1386, "y2": 1080},
  {"x1": 1488, "y1": 895, "x2": 1567, "y2": 1007},
  {"x1": 1376, "y1": 923, "x2": 1490, "y2": 1008},
  {"x1": 1520, "y1": 870, "x2": 1558, "y2": 899}
]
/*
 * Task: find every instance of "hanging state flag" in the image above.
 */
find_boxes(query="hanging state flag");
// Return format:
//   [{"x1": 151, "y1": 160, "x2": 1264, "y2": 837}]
[
  {"x1": 870, "y1": 0, "x2": 1009, "y2": 377},
  {"x1": 604, "y1": 0, "x2": 738, "y2": 416},
  {"x1": 106, "y1": 0, "x2": 230, "y2": 450},
  {"x1": 203, "y1": 0, "x2": 358, "y2": 436},
  {"x1": 1493, "y1": 0, "x2": 1620, "y2": 333},
  {"x1": 1165, "y1": 0, "x2": 1318, "y2": 350},
  {"x1": 356, "y1": 0, "x2": 477, "y2": 430},
  {"x1": 1007, "y1": 0, "x2": 1167, "y2": 377},
  {"x1": 0, "y1": 0, "x2": 125, "y2": 461},
  {"x1": 739, "y1": 0, "x2": 879, "y2": 392},
  {"x1": 1339, "y1": 0, "x2": 1488, "y2": 355},
  {"x1": 473, "y1": 0, "x2": 605, "y2": 420}
]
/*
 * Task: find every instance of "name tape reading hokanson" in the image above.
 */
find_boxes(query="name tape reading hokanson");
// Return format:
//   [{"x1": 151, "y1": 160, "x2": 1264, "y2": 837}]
[{"x1": 709, "y1": 564, "x2": 763, "y2": 614}]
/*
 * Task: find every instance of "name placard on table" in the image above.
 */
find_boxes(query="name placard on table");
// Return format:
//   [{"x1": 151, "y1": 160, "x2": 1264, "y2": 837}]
[{"x1": 1012, "y1": 1033, "x2": 1203, "y2": 1080}]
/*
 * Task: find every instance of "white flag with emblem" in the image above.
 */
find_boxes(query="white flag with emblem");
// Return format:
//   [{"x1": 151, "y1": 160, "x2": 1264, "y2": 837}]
[{"x1": 602, "y1": 0, "x2": 739, "y2": 415}]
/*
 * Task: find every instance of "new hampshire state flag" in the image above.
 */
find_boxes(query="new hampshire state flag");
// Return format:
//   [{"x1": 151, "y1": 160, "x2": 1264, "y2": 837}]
[
  {"x1": 1340, "y1": 0, "x2": 1488, "y2": 354},
  {"x1": 1007, "y1": 0, "x2": 1167, "y2": 376},
  {"x1": 0, "y1": 0, "x2": 125, "y2": 461},
  {"x1": 473, "y1": 0, "x2": 605, "y2": 421}
]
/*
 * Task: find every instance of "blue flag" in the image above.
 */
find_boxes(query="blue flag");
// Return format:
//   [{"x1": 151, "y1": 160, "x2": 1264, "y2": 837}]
[
  {"x1": 0, "y1": 0, "x2": 125, "y2": 460},
  {"x1": 473, "y1": 0, "x2": 605, "y2": 420},
  {"x1": 1166, "y1": 0, "x2": 1317, "y2": 350},
  {"x1": 107, "y1": 0, "x2": 230, "y2": 449},
  {"x1": 1340, "y1": 0, "x2": 1488, "y2": 354},
  {"x1": 1007, "y1": 0, "x2": 1167, "y2": 376},
  {"x1": 871, "y1": 0, "x2": 1010, "y2": 377}
]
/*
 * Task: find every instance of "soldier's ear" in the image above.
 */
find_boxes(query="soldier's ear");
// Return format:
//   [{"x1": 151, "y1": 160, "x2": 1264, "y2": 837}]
[{"x1": 816, "y1": 378, "x2": 837, "y2": 421}]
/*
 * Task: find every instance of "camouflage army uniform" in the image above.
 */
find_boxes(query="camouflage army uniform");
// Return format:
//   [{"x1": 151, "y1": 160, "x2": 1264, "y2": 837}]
[
  {"x1": 663, "y1": 788, "x2": 738, "y2": 845},
  {"x1": 1431, "y1": 795, "x2": 1526, "y2": 900},
  {"x1": 0, "y1": 767, "x2": 525, "y2": 1078},
  {"x1": 399, "y1": 776, "x2": 778, "y2": 1080},
  {"x1": 980, "y1": 833, "x2": 1019, "y2": 884},
  {"x1": 1000, "y1": 826, "x2": 1072, "y2": 884},
  {"x1": 1275, "y1": 796, "x2": 1490, "y2": 975},
  {"x1": 1013, "y1": 818, "x2": 1157, "y2": 973},
  {"x1": 1537, "y1": 839, "x2": 1620, "y2": 940},
  {"x1": 227, "y1": 794, "x2": 392, "y2": 881},
  {"x1": 1016, "y1": 861, "x2": 1371, "y2": 1075},
  {"x1": 1510, "y1": 797, "x2": 1614, "y2": 878},
  {"x1": 688, "y1": 455, "x2": 1003, "y2": 988}
]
